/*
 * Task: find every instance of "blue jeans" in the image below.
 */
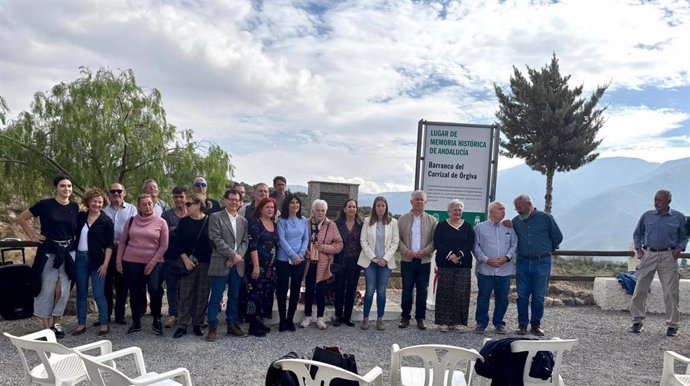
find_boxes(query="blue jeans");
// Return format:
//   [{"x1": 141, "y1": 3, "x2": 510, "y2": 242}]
[
  {"x1": 208, "y1": 267, "x2": 242, "y2": 327},
  {"x1": 516, "y1": 256, "x2": 551, "y2": 326},
  {"x1": 475, "y1": 272, "x2": 511, "y2": 328},
  {"x1": 363, "y1": 264, "x2": 391, "y2": 319},
  {"x1": 75, "y1": 251, "x2": 108, "y2": 325},
  {"x1": 400, "y1": 260, "x2": 430, "y2": 320}
]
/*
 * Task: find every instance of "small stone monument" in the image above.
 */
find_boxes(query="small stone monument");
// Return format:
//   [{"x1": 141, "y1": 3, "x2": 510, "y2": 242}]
[{"x1": 307, "y1": 181, "x2": 359, "y2": 218}]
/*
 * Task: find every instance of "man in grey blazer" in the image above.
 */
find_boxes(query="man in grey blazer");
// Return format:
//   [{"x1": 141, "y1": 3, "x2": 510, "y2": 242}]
[
  {"x1": 397, "y1": 190, "x2": 438, "y2": 330},
  {"x1": 206, "y1": 189, "x2": 249, "y2": 341}
]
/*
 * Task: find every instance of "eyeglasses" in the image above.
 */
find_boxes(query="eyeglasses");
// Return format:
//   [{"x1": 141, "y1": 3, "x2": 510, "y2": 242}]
[
  {"x1": 185, "y1": 202, "x2": 198, "y2": 207},
  {"x1": 109, "y1": 189, "x2": 123, "y2": 195},
  {"x1": 194, "y1": 182, "x2": 207, "y2": 188}
]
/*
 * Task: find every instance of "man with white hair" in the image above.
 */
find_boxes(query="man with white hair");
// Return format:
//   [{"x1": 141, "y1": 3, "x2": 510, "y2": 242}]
[
  {"x1": 473, "y1": 201, "x2": 517, "y2": 334},
  {"x1": 512, "y1": 194, "x2": 562, "y2": 336},
  {"x1": 397, "y1": 190, "x2": 437, "y2": 330}
]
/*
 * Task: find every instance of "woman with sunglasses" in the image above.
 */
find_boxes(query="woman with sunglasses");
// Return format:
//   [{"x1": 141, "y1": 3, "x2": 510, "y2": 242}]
[
  {"x1": 246, "y1": 197, "x2": 279, "y2": 337},
  {"x1": 116, "y1": 194, "x2": 169, "y2": 335},
  {"x1": 173, "y1": 193, "x2": 212, "y2": 338},
  {"x1": 17, "y1": 175, "x2": 79, "y2": 338}
]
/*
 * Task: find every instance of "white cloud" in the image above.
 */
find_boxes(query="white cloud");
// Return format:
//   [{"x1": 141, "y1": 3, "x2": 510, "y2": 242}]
[
  {"x1": 599, "y1": 106, "x2": 690, "y2": 147},
  {"x1": 1, "y1": 0, "x2": 689, "y2": 192}
]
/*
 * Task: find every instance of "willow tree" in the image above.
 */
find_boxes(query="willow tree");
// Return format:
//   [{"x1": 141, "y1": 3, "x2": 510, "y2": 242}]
[
  {"x1": 495, "y1": 54, "x2": 608, "y2": 213},
  {"x1": 0, "y1": 68, "x2": 233, "y2": 204}
]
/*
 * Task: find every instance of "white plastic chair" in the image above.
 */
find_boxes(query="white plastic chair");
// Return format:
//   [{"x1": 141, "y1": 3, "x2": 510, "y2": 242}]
[
  {"x1": 390, "y1": 344, "x2": 483, "y2": 386},
  {"x1": 4, "y1": 329, "x2": 113, "y2": 386},
  {"x1": 273, "y1": 358, "x2": 383, "y2": 386},
  {"x1": 661, "y1": 351, "x2": 690, "y2": 385},
  {"x1": 74, "y1": 346, "x2": 192, "y2": 386}
]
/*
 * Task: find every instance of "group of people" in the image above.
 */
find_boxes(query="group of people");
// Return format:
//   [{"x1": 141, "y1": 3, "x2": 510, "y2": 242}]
[{"x1": 16, "y1": 172, "x2": 687, "y2": 341}]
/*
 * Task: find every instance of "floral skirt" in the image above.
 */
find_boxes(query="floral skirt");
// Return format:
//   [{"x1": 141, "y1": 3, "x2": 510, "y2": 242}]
[{"x1": 434, "y1": 267, "x2": 471, "y2": 326}]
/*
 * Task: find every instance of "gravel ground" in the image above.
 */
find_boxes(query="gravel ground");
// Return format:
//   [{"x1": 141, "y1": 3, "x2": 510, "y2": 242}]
[{"x1": 2, "y1": 295, "x2": 688, "y2": 385}]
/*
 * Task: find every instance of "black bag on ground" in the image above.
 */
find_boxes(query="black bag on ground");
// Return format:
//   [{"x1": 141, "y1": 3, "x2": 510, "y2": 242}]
[
  {"x1": 475, "y1": 337, "x2": 555, "y2": 386},
  {"x1": 311, "y1": 346, "x2": 358, "y2": 386},
  {"x1": 0, "y1": 250, "x2": 34, "y2": 320},
  {"x1": 265, "y1": 351, "x2": 301, "y2": 386}
]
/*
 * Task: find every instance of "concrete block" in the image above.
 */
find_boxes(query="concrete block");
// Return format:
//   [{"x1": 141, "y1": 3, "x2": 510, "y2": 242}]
[{"x1": 594, "y1": 277, "x2": 690, "y2": 314}]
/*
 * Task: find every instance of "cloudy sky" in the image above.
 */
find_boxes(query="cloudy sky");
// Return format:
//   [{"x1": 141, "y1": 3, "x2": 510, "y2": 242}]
[{"x1": 1, "y1": 0, "x2": 689, "y2": 193}]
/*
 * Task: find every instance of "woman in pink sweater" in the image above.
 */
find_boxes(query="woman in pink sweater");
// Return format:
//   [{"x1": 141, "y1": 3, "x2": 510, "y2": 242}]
[
  {"x1": 300, "y1": 199, "x2": 343, "y2": 330},
  {"x1": 116, "y1": 194, "x2": 169, "y2": 335}
]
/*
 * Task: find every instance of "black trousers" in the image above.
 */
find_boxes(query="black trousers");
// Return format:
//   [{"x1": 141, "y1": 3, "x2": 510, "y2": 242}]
[
  {"x1": 104, "y1": 246, "x2": 127, "y2": 321},
  {"x1": 275, "y1": 260, "x2": 305, "y2": 323},
  {"x1": 303, "y1": 263, "x2": 327, "y2": 318},
  {"x1": 334, "y1": 257, "x2": 361, "y2": 322},
  {"x1": 123, "y1": 261, "x2": 164, "y2": 322}
]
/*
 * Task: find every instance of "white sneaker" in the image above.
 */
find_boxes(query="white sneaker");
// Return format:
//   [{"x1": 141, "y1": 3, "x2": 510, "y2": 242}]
[
  {"x1": 439, "y1": 325, "x2": 449, "y2": 332},
  {"x1": 300, "y1": 316, "x2": 312, "y2": 328},
  {"x1": 316, "y1": 317, "x2": 327, "y2": 330}
]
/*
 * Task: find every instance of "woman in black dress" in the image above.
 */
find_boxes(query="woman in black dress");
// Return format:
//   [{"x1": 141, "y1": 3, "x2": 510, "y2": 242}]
[
  {"x1": 433, "y1": 199, "x2": 476, "y2": 331},
  {"x1": 246, "y1": 197, "x2": 279, "y2": 337}
]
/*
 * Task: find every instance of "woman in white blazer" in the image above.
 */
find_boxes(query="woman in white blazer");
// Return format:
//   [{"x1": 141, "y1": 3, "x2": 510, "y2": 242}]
[{"x1": 357, "y1": 196, "x2": 399, "y2": 331}]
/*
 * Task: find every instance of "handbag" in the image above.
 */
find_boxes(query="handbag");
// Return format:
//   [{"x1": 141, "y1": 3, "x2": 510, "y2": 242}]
[
  {"x1": 311, "y1": 346, "x2": 358, "y2": 386},
  {"x1": 172, "y1": 217, "x2": 208, "y2": 277}
]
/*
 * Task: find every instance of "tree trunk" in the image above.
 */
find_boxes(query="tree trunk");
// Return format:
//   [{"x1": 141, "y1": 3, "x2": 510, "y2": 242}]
[{"x1": 544, "y1": 168, "x2": 554, "y2": 213}]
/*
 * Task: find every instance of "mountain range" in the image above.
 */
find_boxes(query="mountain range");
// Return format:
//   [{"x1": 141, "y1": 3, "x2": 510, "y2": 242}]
[{"x1": 290, "y1": 156, "x2": 690, "y2": 251}]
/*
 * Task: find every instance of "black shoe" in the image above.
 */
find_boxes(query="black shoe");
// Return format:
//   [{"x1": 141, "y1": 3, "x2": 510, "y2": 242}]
[
  {"x1": 257, "y1": 321, "x2": 271, "y2": 333},
  {"x1": 516, "y1": 324, "x2": 528, "y2": 335},
  {"x1": 249, "y1": 327, "x2": 267, "y2": 337},
  {"x1": 343, "y1": 319, "x2": 355, "y2": 327},
  {"x1": 667, "y1": 327, "x2": 678, "y2": 337},
  {"x1": 287, "y1": 321, "x2": 296, "y2": 331},
  {"x1": 332, "y1": 316, "x2": 342, "y2": 327},
  {"x1": 399, "y1": 318, "x2": 411, "y2": 329},
  {"x1": 416, "y1": 319, "x2": 427, "y2": 330},
  {"x1": 115, "y1": 318, "x2": 127, "y2": 325},
  {"x1": 193, "y1": 326, "x2": 203, "y2": 336},
  {"x1": 279, "y1": 321, "x2": 288, "y2": 332},
  {"x1": 173, "y1": 328, "x2": 187, "y2": 338},
  {"x1": 630, "y1": 322, "x2": 644, "y2": 333},
  {"x1": 152, "y1": 318, "x2": 163, "y2": 335},
  {"x1": 98, "y1": 326, "x2": 110, "y2": 336},
  {"x1": 127, "y1": 322, "x2": 142, "y2": 334}
]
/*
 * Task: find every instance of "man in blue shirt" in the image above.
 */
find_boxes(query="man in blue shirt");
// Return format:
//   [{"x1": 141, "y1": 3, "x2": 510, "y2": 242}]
[
  {"x1": 474, "y1": 201, "x2": 517, "y2": 334},
  {"x1": 629, "y1": 189, "x2": 689, "y2": 337},
  {"x1": 103, "y1": 182, "x2": 137, "y2": 325},
  {"x1": 512, "y1": 194, "x2": 563, "y2": 336}
]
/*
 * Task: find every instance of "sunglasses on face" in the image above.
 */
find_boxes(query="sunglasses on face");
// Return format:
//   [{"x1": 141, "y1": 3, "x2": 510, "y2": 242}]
[
  {"x1": 109, "y1": 189, "x2": 123, "y2": 195},
  {"x1": 185, "y1": 202, "x2": 198, "y2": 207},
  {"x1": 194, "y1": 182, "x2": 207, "y2": 188}
]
